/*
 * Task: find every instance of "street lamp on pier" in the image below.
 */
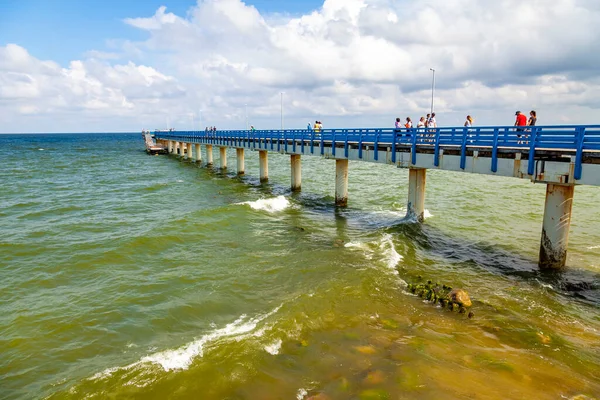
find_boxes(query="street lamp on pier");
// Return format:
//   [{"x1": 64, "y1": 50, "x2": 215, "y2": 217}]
[
  {"x1": 430, "y1": 68, "x2": 436, "y2": 115},
  {"x1": 280, "y1": 92, "x2": 285, "y2": 130}
]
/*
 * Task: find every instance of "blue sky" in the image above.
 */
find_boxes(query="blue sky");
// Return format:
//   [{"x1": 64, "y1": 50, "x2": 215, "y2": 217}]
[
  {"x1": 0, "y1": 0, "x2": 323, "y2": 65},
  {"x1": 1, "y1": 0, "x2": 599, "y2": 132}
]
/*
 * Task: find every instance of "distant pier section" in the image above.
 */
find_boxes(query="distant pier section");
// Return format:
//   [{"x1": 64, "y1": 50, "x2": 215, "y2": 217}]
[
  {"x1": 143, "y1": 131, "x2": 168, "y2": 155},
  {"x1": 153, "y1": 125, "x2": 600, "y2": 269}
]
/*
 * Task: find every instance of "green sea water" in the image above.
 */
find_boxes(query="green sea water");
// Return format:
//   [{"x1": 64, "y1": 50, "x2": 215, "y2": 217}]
[{"x1": 1, "y1": 133, "x2": 599, "y2": 399}]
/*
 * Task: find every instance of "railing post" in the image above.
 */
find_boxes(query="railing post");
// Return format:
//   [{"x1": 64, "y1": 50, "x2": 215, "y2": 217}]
[
  {"x1": 374, "y1": 129, "x2": 380, "y2": 161},
  {"x1": 391, "y1": 129, "x2": 397, "y2": 163},
  {"x1": 574, "y1": 126, "x2": 585, "y2": 181},
  {"x1": 460, "y1": 127, "x2": 468, "y2": 170},
  {"x1": 358, "y1": 131, "x2": 364, "y2": 159},
  {"x1": 491, "y1": 128, "x2": 500, "y2": 173},
  {"x1": 527, "y1": 127, "x2": 539, "y2": 176},
  {"x1": 434, "y1": 128, "x2": 441, "y2": 167}
]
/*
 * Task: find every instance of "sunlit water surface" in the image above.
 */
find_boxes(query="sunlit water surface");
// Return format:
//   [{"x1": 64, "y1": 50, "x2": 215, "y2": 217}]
[{"x1": 1, "y1": 133, "x2": 599, "y2": 399}]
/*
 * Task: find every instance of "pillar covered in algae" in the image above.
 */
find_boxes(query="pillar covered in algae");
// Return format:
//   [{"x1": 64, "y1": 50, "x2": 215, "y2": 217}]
[
  {"x1": 187, "y1": 143, "x2": 192, "y2": 160},
  {"x1": 259, "y1": 151, "x2": 268, "y2": 183},
  {"x1": 335, "y1": 159, "x2": 349, "y2": 206},
  {"x1": 539, "y1": 183, "x2": 574, "y2": 269},
  {"x1": 206, "y1": 145, "x2": 214, "y2": 166},
  {"x1": 407, "y1": 168, "x2": 426, "y2": 222},
  {"x1": 291, "y1": 154, "x2": 301, "y2": 192},
  {"x1": 236, "y1": 148, "x2": 245, "y2": 175},
  {"x1": 195, "y1": 144, "x2": 201, "y2": 162},
  {"x1": 168, "y1": 141, "x2": 173, "y2": 154},
  {"x1": 219, "y1": 147, "x2": 227, "y2": 169}
]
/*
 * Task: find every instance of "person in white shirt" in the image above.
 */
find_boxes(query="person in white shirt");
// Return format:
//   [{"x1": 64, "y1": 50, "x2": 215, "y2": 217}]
[
  {"x1": 464, "y1": 115, "x2": 473, "y2": 127},
  {"x1": 417, "y1": 117, "x2": 426, "y2": 128},
  {"x1": 428, "y1": 113, "x2": 437, "y2": 128},
  {"x1": 395, "y1": 118, "x2": 402, "y2": 129}
]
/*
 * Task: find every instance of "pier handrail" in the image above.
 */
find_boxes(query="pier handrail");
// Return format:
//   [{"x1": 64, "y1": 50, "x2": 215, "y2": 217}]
[{"x1": 157, "y1": 125, "x2": 600, "y2": 181}]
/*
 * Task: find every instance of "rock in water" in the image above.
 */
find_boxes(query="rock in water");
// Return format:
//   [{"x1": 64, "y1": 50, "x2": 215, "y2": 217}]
[{"x1": 447, "y1": 289, "x2": 472, "y2": 307}]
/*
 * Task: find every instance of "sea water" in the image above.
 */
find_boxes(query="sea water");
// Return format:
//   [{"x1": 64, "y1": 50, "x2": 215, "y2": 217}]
[{"x1": 0, "y1": 133, "x2": 599, "y2": 399}]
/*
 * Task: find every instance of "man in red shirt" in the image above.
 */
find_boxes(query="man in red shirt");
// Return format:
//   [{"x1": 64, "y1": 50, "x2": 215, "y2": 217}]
[
  {"x1": 514, "y1": 110, "x2": 528, "y2": 143},
  {"x1": 515, "y1": 111, "x2": 527, "y2": 130}
]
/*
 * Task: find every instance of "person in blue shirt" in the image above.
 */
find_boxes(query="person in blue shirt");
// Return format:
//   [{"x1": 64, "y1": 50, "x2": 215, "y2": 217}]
[{"x1": 307, "y1": 122, "x2": 312, "y2": 131}]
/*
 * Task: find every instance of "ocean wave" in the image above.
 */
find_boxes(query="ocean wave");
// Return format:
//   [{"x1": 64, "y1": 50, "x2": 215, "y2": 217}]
[
  {"x1": 344, "y1": 234, "x2": 404, "y2": 276},
  {"x1": 237, "y1": 196, "x2": 290, "y2": 213},
  {"x1": 89, "y1": 305, "x2": 282, "y2": 380},
  {"x1": 379, "y1": 233, "x2": 403, "y2": 272}
]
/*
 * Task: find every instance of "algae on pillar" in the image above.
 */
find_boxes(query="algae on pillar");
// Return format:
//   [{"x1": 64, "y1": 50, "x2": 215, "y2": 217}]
[
  {"x1": 291, "y1": 154, "x2": 302, "y2": 192},
  {"x1": 236, "y1": 148, "x2": 245, "y2": 175},
  {"x1": 407, "y1": 168, "x2": 426, "y2": 222},
  {"x1": 539, "y1": 183, "x2": 574, "y2": 269},
  {"x1": 259, "y1": 151, "x2": 269, "y2": 183},
  {"x1": 335, "y1": 159, "x2": 349, "y2": 207}
]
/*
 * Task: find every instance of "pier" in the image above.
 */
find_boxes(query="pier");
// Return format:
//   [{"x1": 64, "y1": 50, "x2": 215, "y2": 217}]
[{"x1": 154, "y1": 125, "x2": 600, "y2": 269}]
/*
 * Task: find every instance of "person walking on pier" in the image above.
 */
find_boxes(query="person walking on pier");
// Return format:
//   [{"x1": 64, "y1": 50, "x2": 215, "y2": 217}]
[
  {"x1": 395, "y1": 117, "x2": 402, "y2": 129},
  {"x1": 417, "y1": 117, "x2": 426, "y2": 129},
  {"x1": 405, "y1": 117, "x2": 413, "y2": 128},
  {"x1": 307, "y1": 122, "x2": 312, "y2": 131}
]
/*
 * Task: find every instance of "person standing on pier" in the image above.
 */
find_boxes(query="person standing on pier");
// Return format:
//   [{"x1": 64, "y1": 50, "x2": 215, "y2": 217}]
[
  {"x1": 515, "y1": 111, "x2": 527, "y2": 130},
  {"x1": 395, "y1": 118, "x2": 402, "y2": 129},
  {"x1": 528, "y1": 110, "x2": 537, "y2": 126},
  {"x1": 464, "y1": 115, "x2": 474, "y2": 127},
  {"x1": 417, "y1": 117, "x2": 426, "y2": 129},
  {"x1": 405, "y1": 117, "x2": 413, "y2": 128}
]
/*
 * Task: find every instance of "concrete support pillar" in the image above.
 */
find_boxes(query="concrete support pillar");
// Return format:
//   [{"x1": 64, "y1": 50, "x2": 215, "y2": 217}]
[
  {"x1": 291, "y1": 154, "x2": 302, "y2": 192},
  {"x1": 407, "y1": 168, "x2": 426, "y2": 222},
  {"x1": 335, "y1": 159, "x2": 349, "y2": 207},
  {"x1": 187, "y1": 143, "x2": 193, "y2": 160},
  {"x1": 236, "y1": 148, "x2": 245, "y2": 175},
  {"x1": 206, "y1": 145, "x2": 213, "y2": 166},
  {"x1": 219, "y1": 147, "x2": 227, "y2": 169},
  {"x1": 259, "y1": 150, "x2": 269, "y2": 183},
  {"x1": 175, "y1": 142, "x2": 180, "y2": 155},
  {"x1": 539, "y1": 184, "x2": 574, "y2": 269},
  {"x1": 195, "y1": 144, "x2": 202, "y2": 162},
  {"x1": 168, "y1": 141, "x2": 173, "y2": 153}
]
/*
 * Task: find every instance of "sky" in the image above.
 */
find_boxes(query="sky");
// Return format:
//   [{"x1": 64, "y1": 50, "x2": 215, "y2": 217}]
[{"x1": 1, "y1": 0, "x2": 600, "y2": 133}]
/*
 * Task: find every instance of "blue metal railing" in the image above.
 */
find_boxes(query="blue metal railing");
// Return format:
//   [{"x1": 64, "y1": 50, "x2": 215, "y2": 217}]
[{"x1": 156, "y1": 125, "x2": 600, "y2": 181}]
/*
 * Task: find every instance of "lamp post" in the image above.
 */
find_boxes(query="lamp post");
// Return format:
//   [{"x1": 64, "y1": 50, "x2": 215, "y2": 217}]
[
  {"x1": 429, "y1": 68, "x2": 436, "y2": 115},
  {"x1": 280, "y1": 92, "x2": 284, "y2": 130}
]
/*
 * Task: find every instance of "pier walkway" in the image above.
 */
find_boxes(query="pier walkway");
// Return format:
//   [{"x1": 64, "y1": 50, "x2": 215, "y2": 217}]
[{"x1": 154, "y1": 125, "x2": 600, "y2": 269}]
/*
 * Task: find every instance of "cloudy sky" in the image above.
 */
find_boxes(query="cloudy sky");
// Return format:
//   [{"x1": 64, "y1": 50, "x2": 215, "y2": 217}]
[{"x1": 1, "y1": 0, "x2": 599, "y2": 133}]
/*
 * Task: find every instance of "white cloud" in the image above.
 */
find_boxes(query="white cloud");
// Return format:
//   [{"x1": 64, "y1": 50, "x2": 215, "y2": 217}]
[{"x1": 2, "y1": 0, "x2": 600, "y2": 132}]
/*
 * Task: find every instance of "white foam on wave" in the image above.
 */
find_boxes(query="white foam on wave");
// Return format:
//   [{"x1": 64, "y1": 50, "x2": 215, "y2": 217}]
[
  {"x1": 264, "y1": 339, "x2": 282, "y2": 355},
  {"x1": 88, "y1": 305, "x2": 282, "y2": 380},
  {"x1": 38, "y1": 148, "x2": 44, "y2": 151},
  {"x1": 238, "y1": 196, "x2": 290, "y2": 213},
  {"x1": 297, "y1": 388, "x2": 308, "y2": 400},
  {"x1": 424, "y1": 209, "x2": 434, "y2": 219},
  {"x1": 587, "y1": 245, "x2": 600, "y2": 250},
  {"x1": 379, "y1": 233, "x2": 403, "y2": 272}
]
